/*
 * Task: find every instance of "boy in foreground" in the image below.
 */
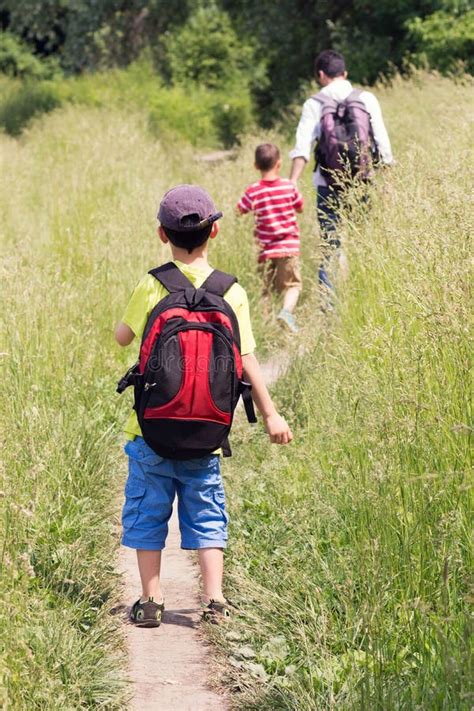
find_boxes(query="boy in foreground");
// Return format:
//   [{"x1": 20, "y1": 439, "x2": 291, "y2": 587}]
[
  {"x1": 115, "y1": 184, "x2": 293, "y2": 627},
  {"x1": 237, "y1": 143, "x2": 304, "y2": 333}
]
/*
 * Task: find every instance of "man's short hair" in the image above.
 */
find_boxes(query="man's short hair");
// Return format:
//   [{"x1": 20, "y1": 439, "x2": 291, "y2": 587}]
[
  {"x1": 314, "y1": 50, "x2": 346, "y2": 78},
  {"x1": 162, "y1": 223, "x2": 213, "y2": 254},
  {"x1": 255, "y1": 143, "x2": 280, "y2": 171}
]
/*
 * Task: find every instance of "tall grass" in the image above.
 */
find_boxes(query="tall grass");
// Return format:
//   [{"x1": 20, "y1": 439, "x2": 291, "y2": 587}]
[
  {"x1": 0, "y1": 102, "x2": 297, "y2": 707},
  {"x1": 0, "y1": 73, "x2": 471, "y2": 707},
  {"x1": 219, "y1": 74, "x2": 473, "y2": 709}
]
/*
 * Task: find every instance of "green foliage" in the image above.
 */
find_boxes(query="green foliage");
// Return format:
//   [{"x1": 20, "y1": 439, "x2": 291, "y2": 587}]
[
  {"x1": 164, "y1": 3, "x2": 260, "y2": 90},
  {"x1": 222, "y1": 0, "x2": 474, "y2": 116},
  {"x1": 1, "y1": 0, "x2": 473, "y2": 120},
  {"x1": 2, "y1": 0, "x2": 190, "y2": 72},
  {"x1": 212, "y1": 94, "x2": 254, "y2": 148},
  {"x1": 147, "y1": 85, "x2": 253, "y2": 147},
  {"x1": 407, "y1": 9, "x2": 474, "y2": 74},
  {"x1": 0, "y1": 79, "x2": 62, "y2": 135},
  {"x1": 0, "y1": 56, "x2": 254, "y2": 145},
  {"x1": 0, "y1": 31, "x2": 59, "y2": 79}
]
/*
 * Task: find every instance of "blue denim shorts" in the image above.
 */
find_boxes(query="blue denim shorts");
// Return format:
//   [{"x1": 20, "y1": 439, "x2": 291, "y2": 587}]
[{"x1": 121, "y1": 436, "x2": 228, "y2": 550}]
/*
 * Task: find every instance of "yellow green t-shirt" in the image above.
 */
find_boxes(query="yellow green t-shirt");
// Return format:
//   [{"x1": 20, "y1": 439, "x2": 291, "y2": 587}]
[{"x1": 121, "y1": 259, "x2": 256, "y2": 439}]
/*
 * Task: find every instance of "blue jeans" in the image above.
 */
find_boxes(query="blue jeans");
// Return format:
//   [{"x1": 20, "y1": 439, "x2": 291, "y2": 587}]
[
  {"x1": 122, "y1": 437, "x2": 228, "y2": 551},
  {"x1": 317, "y1": 186, "x2": 341, "y2": 290}
]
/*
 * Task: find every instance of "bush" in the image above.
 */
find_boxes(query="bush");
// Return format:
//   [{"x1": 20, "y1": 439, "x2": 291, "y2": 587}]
[
  {"x1": 212, "y1": 94, "x2": 253, "y2": 147},
  {"x1": 164, "y1": 2, "x2": 257, "y2": 90},
  {"x1": 407, "y1": 9, "x2": 474, "y2": 74},
  {"x1": 0, "y1": 56, "x2": 253, "y2": 146},
  {"x1": 147, "y1": 85, "x2": 218, "y2": 146},
  {"x1": 162, "y1": 3, "x2": 259, "y2": 146},
  {"x1": 0, "y1": 31, "x2": 58, "y2": 80},
  {"x1": 147, "y1": 85, "x2": 253, "y2": 147},
  {"x1": 58, "y1": 57, "x2": 254, "y2": 147},
  {"x1": 0, "y1": 81, "x2": 62, "y2": 136}
]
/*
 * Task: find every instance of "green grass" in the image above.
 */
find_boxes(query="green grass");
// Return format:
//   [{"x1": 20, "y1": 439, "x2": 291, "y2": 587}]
[
  {"x1": 0, "y1": 73, "x2": 472, "y2": 708},
  {"x1": 218, "y1": 74, "x2": 473, "y2": 709},
  {"x1": 0, "y1": 101, "x2": 295, "y2": 707}
]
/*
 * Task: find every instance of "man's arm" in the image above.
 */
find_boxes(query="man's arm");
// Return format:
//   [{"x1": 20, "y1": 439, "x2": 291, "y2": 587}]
[
  {"x1": 242, "y1": 352, "x2": 293, "y2": 444},
  {"x1": 289, "y1": 97, "x2": 320, "y2": 185},
  {"x1": 289, "y1": 157, "x2": 307, "y2": 185},
  {"x1": 115, "y1": 322, "x2": 135, "y2": 346}
]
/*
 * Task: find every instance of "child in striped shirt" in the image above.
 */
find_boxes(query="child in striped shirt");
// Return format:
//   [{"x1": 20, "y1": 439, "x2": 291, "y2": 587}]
[{"x1": 237, "y1": 143, "x2": 304, "y2": 333}]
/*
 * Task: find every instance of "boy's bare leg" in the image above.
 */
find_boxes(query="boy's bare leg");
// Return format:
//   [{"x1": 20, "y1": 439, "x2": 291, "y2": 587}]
[
  {"x1": 136, "y1": 549, "x2": 163, "y2": 601},
  {"x1": 198, "y1": 547, "x2": 225, "y2": 602},
  {"x1": 283, "y1": 286, "x2": 301, "y2": 314}
]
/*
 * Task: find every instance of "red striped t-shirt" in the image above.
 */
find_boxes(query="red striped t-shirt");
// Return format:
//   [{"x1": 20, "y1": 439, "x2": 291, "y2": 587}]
[{"x1": 237, "y1": 178, "x2": 304, "y2": 262}]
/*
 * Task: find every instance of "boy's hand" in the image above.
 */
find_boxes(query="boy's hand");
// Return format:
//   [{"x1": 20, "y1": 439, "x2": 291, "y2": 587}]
[{"x1": 263, "y1": 413, "x2": 293, "y2": 444}]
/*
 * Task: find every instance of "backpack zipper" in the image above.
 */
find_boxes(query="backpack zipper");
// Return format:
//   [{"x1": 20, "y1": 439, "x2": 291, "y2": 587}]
[{"x1": 140, "y1": 324, "x2": 238, "y2": 409}]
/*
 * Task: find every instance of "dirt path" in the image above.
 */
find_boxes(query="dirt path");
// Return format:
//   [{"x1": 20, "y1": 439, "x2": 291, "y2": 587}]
[
  {"x1": 117, "y1": 352, "x2": 289, "y2": 710},
  {"x1": 118, "y1": 518, "x2": 227, "y2": 711},
  {"x1": 195, "y1": 149, "x2": 237, "y2": 163}
]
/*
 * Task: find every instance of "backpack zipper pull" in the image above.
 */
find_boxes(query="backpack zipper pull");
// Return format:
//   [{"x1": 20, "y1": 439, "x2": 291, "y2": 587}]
[{"x1": 144, "y1": 382, "x2": 157, "y2": 391}]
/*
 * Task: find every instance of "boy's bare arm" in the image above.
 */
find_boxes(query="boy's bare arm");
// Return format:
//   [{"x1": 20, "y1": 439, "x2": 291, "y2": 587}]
[
  {"x1": 115, "y1": 321, "x2": 135, "y2": 346},
  {"x1": 242, "y1": 352, "x2": 293, "y2": 445}
]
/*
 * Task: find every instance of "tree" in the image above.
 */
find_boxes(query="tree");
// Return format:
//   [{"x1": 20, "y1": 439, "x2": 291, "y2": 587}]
[
  {"x1": 164, "y1": 2, "x2": 264, "y2": 90},
  {"x1": 0, "y1": 0, "x2": 190, "y2": 72},
  {"x1": 407, "y1": 8, "x2": 474, "y2": 74}
]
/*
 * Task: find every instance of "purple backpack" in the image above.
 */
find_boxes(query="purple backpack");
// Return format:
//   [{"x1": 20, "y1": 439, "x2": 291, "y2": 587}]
[{"x1": 313, "y1": 89, "x2": 379, "y2": 188}]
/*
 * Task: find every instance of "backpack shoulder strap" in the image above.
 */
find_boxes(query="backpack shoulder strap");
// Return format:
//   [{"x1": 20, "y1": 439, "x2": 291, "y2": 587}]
[
  {"x1": 201, "y1": 269, "x2": 237, "y2": 297},
  {"x1": 312, "y1": 92, "x2": 336, "y2": 109},
  {"x1": 346, "y1": 88, "x2": 366, "y2": 105},
  {"x1": 148, "y1": 262, "x2": 195, "y2": 292}
]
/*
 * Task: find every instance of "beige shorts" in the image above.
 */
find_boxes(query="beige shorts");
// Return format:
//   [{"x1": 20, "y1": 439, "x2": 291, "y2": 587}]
[{"x1": 258, "y1": 255, "x2": 302, "y2": 294}]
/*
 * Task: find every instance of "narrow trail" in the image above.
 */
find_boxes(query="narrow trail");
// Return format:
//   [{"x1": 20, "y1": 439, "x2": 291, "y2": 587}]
[{"x1": 117, "y1": 352, "x2": 289, "y2": 710}]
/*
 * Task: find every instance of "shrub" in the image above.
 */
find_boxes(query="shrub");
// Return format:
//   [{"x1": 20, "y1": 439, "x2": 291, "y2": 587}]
[
  {"x1": 0, "y1": 81, "x2": 62, "y2": 136},
  {"x1": 0, "y1": 54, "x2": 253, "y2": 145},
  {"x1": 147, "y1": 85, "x2": 218, "y2": 146},
  {"x1": 59, "y1": 57, "x2": 254, "y2": 147},
  {"x1": 147, "y1": 85, "x2": 253, "y2": 147},
  {"x1": 212, "y1": 94, "x2": 253, "y2": 147},
  {"x1": 407, "y1": 9, "x2": 474, "y2": 74},
  {"x1": 0, "y1": 31, "x2": 59, "y2": 80},
  {"x1": 164, "y1": 2, "x2": 257, "y2": 90}
]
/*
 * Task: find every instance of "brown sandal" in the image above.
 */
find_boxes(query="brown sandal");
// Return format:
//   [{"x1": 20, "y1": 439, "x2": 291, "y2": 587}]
[
  {"x1": 130, "y1": 597, "x2": 165, "y2": 628},
  {"x1": 201, "y1": 599, "x2": 232, "y2": 624}
]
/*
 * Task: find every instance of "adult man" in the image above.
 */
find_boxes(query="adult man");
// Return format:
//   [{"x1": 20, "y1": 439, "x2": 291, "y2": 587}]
[{"x1": 289, "y1": 49, "x2": 393, "y2": 289}]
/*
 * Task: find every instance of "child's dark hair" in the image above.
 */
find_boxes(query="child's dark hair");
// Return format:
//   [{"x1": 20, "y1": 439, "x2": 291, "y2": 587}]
[
  {"x1": 314, "y1": 50, "x2": 346, "y2": 78},
  {"x1": 162, "y1": 223, "x2": 213, "y2": 254},
  {"x1": 255, "y1": 143, "x2": 280, "y2": 172}
]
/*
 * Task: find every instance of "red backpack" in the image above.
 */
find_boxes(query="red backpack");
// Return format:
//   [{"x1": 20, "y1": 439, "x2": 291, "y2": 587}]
[
  {"x1": 117, "y1": 262, "x2": 256, "y2": 459},
  {"x1": 313, "y1": 89, "x2": 379, "y2": 188}
]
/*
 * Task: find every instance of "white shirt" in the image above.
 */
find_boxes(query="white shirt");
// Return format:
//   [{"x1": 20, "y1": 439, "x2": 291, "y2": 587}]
[{"x1": 289, "y1": 79, "x2": 394, "y2": 187}]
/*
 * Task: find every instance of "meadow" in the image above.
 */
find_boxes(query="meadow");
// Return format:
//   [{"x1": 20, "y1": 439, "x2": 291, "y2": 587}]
[{"x1": 0, "y1": 73, "x2": 472, "y2": 708}]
